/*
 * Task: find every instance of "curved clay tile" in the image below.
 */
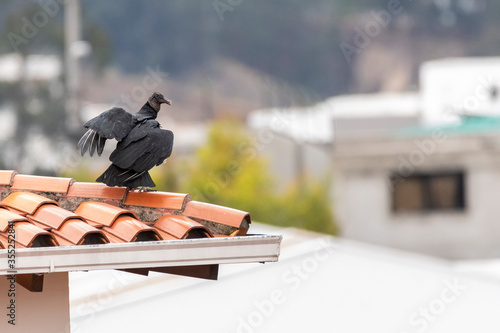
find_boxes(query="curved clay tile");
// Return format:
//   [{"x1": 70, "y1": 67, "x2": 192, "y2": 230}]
[
  {"x1": 154, "y1": 215, "x2": 213, "y2": 239},
  {"x1": 0, "y1": 208, "x2": 29, "y2": 232},
  {"x1": 55, "y1": 219, "x2": 109, "y2": 245},
  {"x1": 10, "y1": 222, "x2": 59, "y2": 248},
  {"x1": 0, "y1": 192, "x2": 59, "y2": 215},
  {"x1": 31, "y1": 205, "x2": 85, "y2": 230},
  {"x1": 152, "y1": 229, "x2": 178, "y2": 241},
  {"x1": 104, "y1": 215, "x2": 161, "y2": 242},
  {"x1": 75, "y1": 201, "x2": 139, "y2": 227}
]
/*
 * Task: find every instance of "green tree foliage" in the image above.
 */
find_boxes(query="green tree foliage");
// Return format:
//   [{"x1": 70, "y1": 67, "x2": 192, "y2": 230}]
[
  {"x1": 181, "y1": 120, "x2": 275, "y2": 216},
  {"x1": 182, "y1": 120, "x2": 337, "y2": 235},
  {"x1": 276, "y1": 181, "x2": 338, "y2": 235}
]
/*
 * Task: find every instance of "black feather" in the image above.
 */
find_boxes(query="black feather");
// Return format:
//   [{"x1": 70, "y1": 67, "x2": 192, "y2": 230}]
[
  {"x1": 96, "y1": 164, "x2": 155, "y2": 188},
  {"x1": 78, "y1": 93, "x2": 173, "y2": 188}
]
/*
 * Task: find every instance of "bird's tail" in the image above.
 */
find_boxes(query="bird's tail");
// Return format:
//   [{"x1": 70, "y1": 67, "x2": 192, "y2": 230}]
[{"x1": 96, "y1": 164, "x2": 156, "y2": 188}]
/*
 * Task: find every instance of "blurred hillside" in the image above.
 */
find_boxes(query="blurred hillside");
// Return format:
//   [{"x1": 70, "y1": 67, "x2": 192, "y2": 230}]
[
  {"x1": 79, "y1": 0, "x2": 500, "y2": 97},
  {"x1": 2, "y1": 0, "x2": 499, "y2": 112}
]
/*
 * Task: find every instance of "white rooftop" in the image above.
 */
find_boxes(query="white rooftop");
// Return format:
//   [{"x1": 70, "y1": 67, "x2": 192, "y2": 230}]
[
  {"x1": 421, "y1": 57, "x2": 500, "y2": 124},
  {"x1": 70, "y1": 223, "x2": 500, "y2": 333},
  {"x1": 422, "y1": 56, "x2": 500, "y2": 71},
  {"x1": 248, "y1": 92, "x2": 420, "y2": 143}
]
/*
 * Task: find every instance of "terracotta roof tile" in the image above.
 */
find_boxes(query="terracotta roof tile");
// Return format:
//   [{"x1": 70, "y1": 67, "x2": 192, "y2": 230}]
[
  {"x1": 56, "y1": 220, "x2": 109, "y2": 245},
  {"x1": 0, "y1": 173, "x2": 284, "y2": 287},
  {"x1": 0, "y1": 171, "x2": 254, "y2": 251},
  {"x1": 67, "y1": 182, "x2": 127, "y2": 200},
  {"x1": 102, "y1": 231, "x2": 127, "y2": 243},
  {"x1": 154, "y1": 215, "x2": 213, "y2": 239},
  {"x1": 11, "y1": 174, "x2": 74, "y2": 193},
  {"x1": 183, "y1": 200, "x2": 251, "y2": 235},
  {"x1": 75, "y1": 201, "x2": 138, "y2": 227},
  {"x1": 104, "y1": 215, "x2": 161, "y2": 242},
  {"x1": 0, "y1": 170, "x2": 16, "y2": 186},
  {"x1": 153, "y1": 229, "x2": 178, "y2": 241},
  {"x1": 31, "y1": 205, "x2": 84, "y2": 229},
  {"x1": 0, "y1": 192, "x2": 59, "y2": 215},
  {"x1": 183, "y1": 201, "x2": 249, "y2": 227},
  {"x1": 6, "y1": 222, "x2": 59, "y2": 248},
  {"x1": 50, "y1": 233, "x2": 75, "y2": 246},
  {"x1": 0, "y1": 206, "x2": 60, "y2": 248},
  {"x1": 0, "y1": 208, "x2": 29, "y2": 231},
  {"x1": 29, "y1": 204, "x2": 109, "y2": 246},
  {"x1": 124, "y1": 190, "x2": 188, "y2": 210}
]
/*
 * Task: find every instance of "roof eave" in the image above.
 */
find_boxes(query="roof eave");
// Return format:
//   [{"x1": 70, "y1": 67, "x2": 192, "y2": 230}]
[{"x1": 0, "y1": 235, "x2": 282, "y2": 275}]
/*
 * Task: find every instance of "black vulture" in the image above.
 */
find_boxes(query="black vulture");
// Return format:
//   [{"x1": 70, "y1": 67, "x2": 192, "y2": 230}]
[{"x1": 77, "y1": 92, "x2": 174, "y2": 189}]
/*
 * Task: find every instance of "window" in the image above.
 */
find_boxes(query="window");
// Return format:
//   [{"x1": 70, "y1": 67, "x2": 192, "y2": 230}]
[{"x1": 391, "y1": 172, "x2": 465, "y2": 213}]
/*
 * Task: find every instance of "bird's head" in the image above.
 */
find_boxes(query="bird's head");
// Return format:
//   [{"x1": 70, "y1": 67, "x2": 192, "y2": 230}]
[{"x1": 148, "y1": 92, "x2": 172, "y2": 112}]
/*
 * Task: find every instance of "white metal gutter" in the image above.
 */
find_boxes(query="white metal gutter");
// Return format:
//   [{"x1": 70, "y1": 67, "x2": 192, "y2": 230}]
[{"x1": 0, "y1": 235, "x2": 281, "y2": 275}]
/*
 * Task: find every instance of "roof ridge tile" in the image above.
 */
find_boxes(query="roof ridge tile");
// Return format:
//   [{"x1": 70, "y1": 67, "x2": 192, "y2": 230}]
[
  {"x1": 0, "y1": 170, "x2": 16, "y2": 186},
  {"x1": 182, "y1": 200, "x2": 251, "y2": 236},
  {"x1": 124, "y1": 190, "x2": 188, "y2": 211},
  {"x1": 67, "y1": 182, "x2": 128, "y2": 200},
  {"x1": 11, "y1": 174, "x2": 74, "y2": 193}
]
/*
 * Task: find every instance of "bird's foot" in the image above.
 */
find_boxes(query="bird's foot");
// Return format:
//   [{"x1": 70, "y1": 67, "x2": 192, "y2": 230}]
[{"x1": 137, "y1": 187, "x2": 157, "y2": 192}]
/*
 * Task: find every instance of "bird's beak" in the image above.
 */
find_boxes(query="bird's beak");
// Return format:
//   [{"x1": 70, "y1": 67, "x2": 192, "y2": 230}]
[{"x1": 161, "y1": 98, "x2": 172, "y2": 106}]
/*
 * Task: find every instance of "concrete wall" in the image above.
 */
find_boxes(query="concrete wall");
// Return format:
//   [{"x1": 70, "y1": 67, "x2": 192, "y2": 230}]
[
  {"x1": 0, "y1": 272, "x2": 70, "y2": 333},
  {"x1": 333, "y1": 133, "x2": 500, "y2": 259}
]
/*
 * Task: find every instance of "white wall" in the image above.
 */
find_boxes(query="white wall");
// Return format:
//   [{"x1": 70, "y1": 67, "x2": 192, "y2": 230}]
[
  {"x1": 333, "y1": 134, "x2": 500, "y2": 259},
  {"x1": 421, "y1": 57, "x2": 500, "y2": 125},
  {"x1": 0, "y1": 272, "x2": 70, "y2": 332}
]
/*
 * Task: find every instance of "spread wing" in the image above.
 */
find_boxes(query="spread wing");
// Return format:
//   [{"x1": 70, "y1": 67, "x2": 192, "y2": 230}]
[
  {"x1": 77, "y1": 107, "x2": 135, "y2": 157},
  {"x1": 110, "y1": 122, "x2": 174, "y2": 177}
]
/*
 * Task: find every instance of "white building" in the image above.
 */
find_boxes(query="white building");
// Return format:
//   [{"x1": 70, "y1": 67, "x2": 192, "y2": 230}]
[
  {"x1": 0, "y1": 53, "x2": 62, "y2": 82},
  {"x1": 248, "y1": 92, "x2": 420, "y2": 189},
  {"x1": 333, "y1": 118, "x2": 500, "y2": 259},
  {"x1": 249, "y1": 57, "x2": 500, "y2": 259}
]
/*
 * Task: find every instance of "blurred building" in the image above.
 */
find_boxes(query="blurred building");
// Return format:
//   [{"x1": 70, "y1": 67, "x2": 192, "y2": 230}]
[
  {"x1": 421, "y1": 57, "x2": 500, "y2": 125},
  {"x1": 248, "y1": 92, "x2": 420, "y2": 190},
  {"x1": 333, "y1": 117, "x2": 500, "y2": 259},
  {"x1": 0, "y1": 53, "x2": 61, "y2": 82},
  {"x1": 249, "y1": 57, "x2": 500, "y2": 259}
]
